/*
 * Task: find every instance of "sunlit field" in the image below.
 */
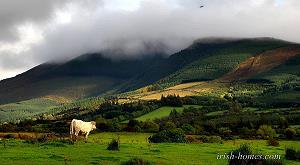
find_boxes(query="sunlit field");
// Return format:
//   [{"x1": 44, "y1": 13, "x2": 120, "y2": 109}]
[{"x1": 0, "y1": 132, "x2": 299, "y2": 165}]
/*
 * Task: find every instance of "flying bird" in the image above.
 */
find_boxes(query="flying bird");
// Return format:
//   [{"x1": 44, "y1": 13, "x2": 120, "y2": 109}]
[{"x1": 199, "y1": 5, "x2": 204, "y2": 8}]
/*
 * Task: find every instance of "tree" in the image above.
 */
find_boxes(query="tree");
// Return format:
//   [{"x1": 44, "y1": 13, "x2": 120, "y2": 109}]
[
  {"x1": 160, "y1": 95, "x2": 183, "y2": 107},
  {"x1": 228, "y1": 102, "x2": 242, "y2": 114},
  {"x1": 169, "y1": 109, "x2": 180, "y2": 118},
  {"x1": 257, "y1": 125, "x2": 276, "y2": 139},
  {"x1": 181, "y1": 124, "x2": 196, "y2": 134},
  {"x1": 285, "y1": 128, "x2": 297, "y2": 139},
  {"x1": 160, "y1": 121, "x2": 176, "y2": 131},
  {"x1": 219, "y1": 127, "x2": 232, "y2": 136},
  {"x1": 141, "y1": 120, "x2": 159, "y2": 132},
  {"x1": 148, "y1": 128, "x2": 186, "y2": 143},
  {"x1": 127, "y1": 119, "x2": 141, "y2": 132}
]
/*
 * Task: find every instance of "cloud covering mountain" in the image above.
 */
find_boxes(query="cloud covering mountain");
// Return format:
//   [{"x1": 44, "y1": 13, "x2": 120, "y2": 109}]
[{"x1": 1, "y1": 0, "x2": 300, "y2": 80}]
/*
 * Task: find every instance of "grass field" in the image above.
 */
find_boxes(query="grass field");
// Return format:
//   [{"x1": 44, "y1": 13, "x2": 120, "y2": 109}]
[
  {"x1": 0, "y1": 132, "x2": 299, "y2": 165},
  {"x1": 131, "y1": 105, "x2": 202, "y2": 122}
]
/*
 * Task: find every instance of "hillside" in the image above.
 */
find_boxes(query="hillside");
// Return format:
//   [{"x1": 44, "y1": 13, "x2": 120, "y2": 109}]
[
  {"x1": 1, "y1": 37, "x2": 288, "y2": 104},
  {"x1": 219, "y1": 46, "x2": 300, "y2": 82},
  {"x1": 124, "y1": 44, "x2": 300, "y2": 101},
  {"x1": 0, "y1": 54, "x2": 171, "y2": 104},
  {"x1": 0, "y1": 96, "x2": 68, "y2": 122},
  {"x1": 0, "y1": 37, "x2": 299, "y2": 123},
  {"x1": 157, "y1": 38, "x2": 290, "y2": 87}
]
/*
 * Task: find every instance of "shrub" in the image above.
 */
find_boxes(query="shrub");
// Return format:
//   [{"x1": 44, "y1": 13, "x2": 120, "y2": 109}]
[
  {"x1": 148, "y1": 128, "x2": 186, "y2": 143},
  {"x1": 194, "y1": 124, "x2": 204, "y2": 134},
  {"x1": 141, "y1": 120, "x2": 159, "y2": 133},
  {"x1": 37, "y1": 134, "x2": 53, "y2": 143},
  {"x1": 181, "y1": 124, "x2": 195, "y2": 134},
  {"x1": 160, "y1": 94, "x2": 183, "y2": 107},
  {"x1": 123, "y1": 157, "x2": 151, "y2": 165},
  {"x1": 229, "y1": 144, "x2": 254, "y2": 165},
  {"x1": 285, "y1": 148, "x2": 300, "y2": 161},
  {"x1": 185, "y1": 135, "x2": 202, "y2": 143},
  {"x1": 219, "y1": 127, "x2": 232, "y2": 136},
  {"x1": 228, "y1": 144, "x2": 284, "y2": 165},
  {"x1": 267, "y1": 138, "x2": 279, "y2": 147},
  {"x1": 127, "y1": 120, "x2": 142, "y2": 132},
  {"x1": 257, "y1": 125, "x2": 276, "y2": 139},
  {"x1": 4, "y1": 134, "x2": 15, "y2": 139},
  {"x1": 107, "y1": 139, "x2": 119, "y2": 151},
  {"x1": 285, "y1": 128, "x2": 297, "y2": 139},
  {"x1": 197, "y1": 135, "x2": 222, "y2": 143},
  {"x1": 239, "y1": 127, "x2": 253, "y2": 136},
  {"x1": 159, "y1": 121, "x2": 176, "y2": 131},
  {"x1": 185, "y1": 135, "x2": 196, "y2": 143}
]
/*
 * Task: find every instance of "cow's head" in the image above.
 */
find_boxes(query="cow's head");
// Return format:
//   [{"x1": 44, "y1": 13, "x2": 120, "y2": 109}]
[{"x1": 91, "y1": 121, "x2": 97, "y2": 130}]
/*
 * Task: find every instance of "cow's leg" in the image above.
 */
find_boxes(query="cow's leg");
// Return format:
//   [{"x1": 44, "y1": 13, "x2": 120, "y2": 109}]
[
  {"x1": 85, "y1": 131, "x2": 90, "y2": 143},
  {"x1": 71, "y1": 134, "x2": 75, "y2": 142},
  {"x1": 74, "y1": 131, "x2": 80, "y2": 142},
  {"x1": 70, "y1": 134, "x2": 73, "y2": 142}
]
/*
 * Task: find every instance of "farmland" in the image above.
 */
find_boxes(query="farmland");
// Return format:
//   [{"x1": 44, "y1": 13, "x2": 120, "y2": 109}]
[
  {"x1": 0, "y1": 132, "x2": 299, "y2": 165},
  {"x1": 133, "y1": 105, "x2": 202, "y2": 122}
]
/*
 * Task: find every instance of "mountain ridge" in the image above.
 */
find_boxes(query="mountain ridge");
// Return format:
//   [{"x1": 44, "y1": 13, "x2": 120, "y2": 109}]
[{"x1": 0, "y1": 37, "x2": 297, "y2": 104}]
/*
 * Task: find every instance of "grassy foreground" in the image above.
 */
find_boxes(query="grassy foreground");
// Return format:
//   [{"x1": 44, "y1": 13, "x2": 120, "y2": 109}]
[{"x1": 0, "y1": 132, "x2": 300, "y2": 165}]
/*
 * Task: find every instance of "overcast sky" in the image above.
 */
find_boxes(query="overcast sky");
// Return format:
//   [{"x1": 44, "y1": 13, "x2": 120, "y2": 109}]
[{"x1": 0, "y1": 0, "x2": 300, "y2": 80}]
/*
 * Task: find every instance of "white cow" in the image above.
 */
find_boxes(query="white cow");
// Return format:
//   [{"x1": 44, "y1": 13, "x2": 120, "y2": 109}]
[{"x1": 69, "y1": 119, "x2": 96, "y2": 142}]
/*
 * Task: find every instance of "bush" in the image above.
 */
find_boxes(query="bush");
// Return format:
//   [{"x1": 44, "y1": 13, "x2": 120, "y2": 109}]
[
  {"x1": 257, "y1": 125, "x2": 276, "y2": 139},
  {"x1": 185, "y1": 135, "x2": 202, "y2": 143},
  {"x1": 159, "y1": 121, "x2": 176, "y2": 131},
  {"x1": 127, "y1": 120, "x2": 142, "y2": 132},
  {"x1": 219, "y1": 127, "x2": 232, "y2": 136},
  {"x1": 148, "y1": 128, "x2": 186, "y2": 143},
  {"x1": 107, "y1": 139, "x2": 119, "y2": 151},
  {"x1": 4, "y1": 134, "x2": 15, "y2": 139},
  {"x1": 37, "y1": 134, "x2": 54, "y2": 143},
  {"x1": 285, "y1": 148, "x2": 300, "y2": 161},
  {"x1": 181, "y1": 124, "x2": 195, "y2": 134},
  {"x1": 197, "y1": 135, "x2": 222, "y2": 143},
  {"x1": 141, "y1": 120, "x2": 159, "y2": 133},
  {"x1": 123, "y1": 158, "x2": 151, "y2": 165},
  {"x1": 229, "y1": 144, "x2": 254, "y2": 165},
  {"x1": 160, "y1": 95, "x2": 183, "y2": 107},
  {"x1": 267, "y1": 138, "x2": 279, "y2": 147},
  {"x1": 285, "y1": 128, "x2": 297, "y2": 139},
  {"x1": 228, "y1": 144, "x2": 284, "y2": 165}
]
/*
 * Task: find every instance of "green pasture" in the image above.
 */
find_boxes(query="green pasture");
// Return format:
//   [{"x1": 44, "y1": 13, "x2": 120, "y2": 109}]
[
  {"x1": 132, "y1": 105, "x2": 202, "y2": 122},
  {"x1": 0, "y1": 132, "x2": 299, "y2": 165}
]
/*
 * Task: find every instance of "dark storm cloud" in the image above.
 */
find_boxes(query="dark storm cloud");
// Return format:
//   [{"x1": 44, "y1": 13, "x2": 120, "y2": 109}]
[{"x1": 1, "y1": 0, "x2": 300, "y2": 80}]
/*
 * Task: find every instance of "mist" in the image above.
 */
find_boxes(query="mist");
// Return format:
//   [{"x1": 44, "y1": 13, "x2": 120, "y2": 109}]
[{"x1": 1, "y1": 0, "x2": 300, "y2": 80}]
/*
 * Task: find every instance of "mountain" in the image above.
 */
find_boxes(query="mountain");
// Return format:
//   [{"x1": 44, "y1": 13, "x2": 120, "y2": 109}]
[
  {"x1": 0, "y1": 54, "x2": 165, "y2": 104},
  {"x1": 128, "y1": 43, "x2": 300, "y2": 101},
  {"x1": 157, "y1": 37, "x2": 292, "y2": 86},
  {"x1": 0, "y1": 37, "x2": 298, "y2": 105}
]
